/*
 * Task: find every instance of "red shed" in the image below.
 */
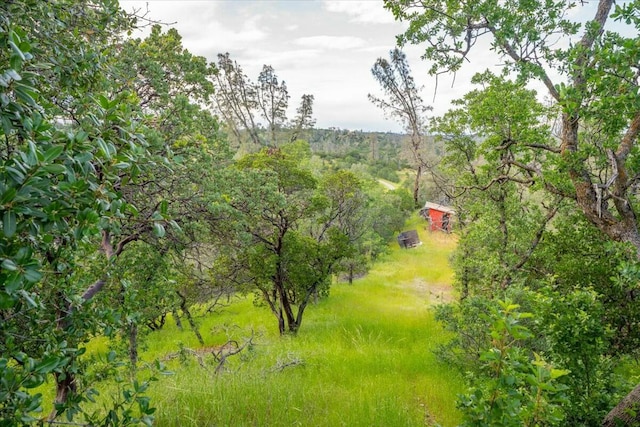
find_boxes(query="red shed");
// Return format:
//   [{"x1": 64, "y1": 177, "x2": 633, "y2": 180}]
[{"x1": 420, "y1": 202, "x2": 455, "y2": 232}]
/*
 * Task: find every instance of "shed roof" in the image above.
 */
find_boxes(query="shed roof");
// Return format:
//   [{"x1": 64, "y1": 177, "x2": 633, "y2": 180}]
[{"x1": 422, "y1": 202, "x2": 456, "y2": 215}]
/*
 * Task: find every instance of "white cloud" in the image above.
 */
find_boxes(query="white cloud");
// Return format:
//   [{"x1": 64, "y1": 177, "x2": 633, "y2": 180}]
[
  {"x1": 199, "y1": 15, "x2": 268, "y2": 52},
  {"x1": 237, "y1": 48, "x2": 322, "y2": 72},
  {"x1": 294, "y1": 35, "x2": 366, "y2": 50},
  {"x1": 323, "y1": 1, "x2": 397, "y2": 24}
]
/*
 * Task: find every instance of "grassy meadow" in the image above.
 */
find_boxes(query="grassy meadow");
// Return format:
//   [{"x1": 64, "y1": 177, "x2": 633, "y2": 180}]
[
  {"x1": 142, "y1": 218, "x2": 462, "y2": 426},
  {"x1": 45, "y1": 217, "x2": 464, "y2": 426}
]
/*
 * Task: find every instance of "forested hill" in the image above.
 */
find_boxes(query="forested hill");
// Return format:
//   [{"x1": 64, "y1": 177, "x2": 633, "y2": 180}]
[
  {"x1": 308, "y1": 129, "x2": 407, "y2": 182},
  {"x1": 296, "y1": 128, "x2": 439, "y2": 184},
  {"x1": 228, "y1": 128, "x2": 415, "y2": 183},
  {"x1": 308, "y1": 128, "x2": 406, "y2": 160}
]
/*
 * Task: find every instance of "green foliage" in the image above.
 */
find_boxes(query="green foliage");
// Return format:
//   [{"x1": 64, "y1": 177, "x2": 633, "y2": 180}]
[
  {"x1": 215, "y1": 146, "x2": 348, "y2": 334},
  {"x1": 370, "y1": 188, "x2": 414, "y2": 241},
  {"x1": 429, "y1": 64, "x2": 640, "y2": 423},
  {"x1": 1, "y1": 0, "x2": 140, "y2": 420},
  {"x1": 537, "y1": 288, "x2": 621, "y2": 425},
  {"x1": 437, "y1": 284, "x2": 629, "y2": 426},
  {"x1": 431, "y1": 74, "x2": 562, "y2": 295},
  {"x1": 607, "y1": 263, "x2": 640, "y2": 357},
  {"x1": 0, "y1": 1, "x2": 228, "y2": 423},
  {"x1": 458, "y1": 300, "x2": 569, "y2": 427},
  {"x1": 308, "y1": 128, "x2": 406, "y2": 171},
  {"x1": 435, "y1": 296, "x2": 496, "y2": 372},
  {"x1": 0, "y1": 352, "x2": 68, "y2": 425},
  {"x1": 210, "y1": 145, "x2": 414, "y2": 335},
  {"x1": 77, "y1": 355, "x2": 165, "y2": 427}
]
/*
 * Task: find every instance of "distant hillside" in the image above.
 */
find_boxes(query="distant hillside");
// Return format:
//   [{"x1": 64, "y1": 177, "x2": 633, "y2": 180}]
[
  {"x1": 231, "y1": 127, "x2": 442, "y2": 188},
  {"x1": 307, "y1": 128, "x2": 406, "y2": 162}
]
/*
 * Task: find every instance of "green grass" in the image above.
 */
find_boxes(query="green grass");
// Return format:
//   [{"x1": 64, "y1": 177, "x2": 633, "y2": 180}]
[
  {"x1": 140, "y1": 218, "x2": 463, "y2": 426},
  {"x1": 43, "y1": 216, "x2": 464, "y2": 426}
]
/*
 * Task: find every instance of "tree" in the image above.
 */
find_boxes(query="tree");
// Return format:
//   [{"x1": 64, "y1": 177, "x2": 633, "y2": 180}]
[
  {"x1": 214, "y1": 146, "x2": 364, "y2": 335},
  {"x1": 369, "y1": 48, "x2": 430, "y2": 206},
  {"x1": 289, "y1": 94, "x2": 316, "y2": 143},
  {"x1": 212, "y1": 54, "x2": 315, "y2": 148},
  {"x1": 100, "y1": 23, "x2": 232, "y2": 380},
  {"x1": 315, "y1": 170, "x2": 370, "y2": 284},
  {"x1": 213, "y1": 53, "x2": 260, "y2": 147},
  {"x1": 0, "y1": 0, "x2": 159, "y2": 421},
  {"x1": 432, "y1": 73, "x2": 563, "y2": 294},
  {"x1": 385, "y1": 0, "x2": 640, "y2": 251},
  {"x1": 257, "y1": 65, "x2": 289, "y2": 146},
  {"x1": 0, "y1": 2, "x2": 226, "y2": 422},
  {"x1": 385, "y1": 0, "x2": 640, "y2": 422}
]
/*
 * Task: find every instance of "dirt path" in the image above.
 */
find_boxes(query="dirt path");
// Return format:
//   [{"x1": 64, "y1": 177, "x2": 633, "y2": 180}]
[
  {"x1": 413, "y1": 278, "x2": 455, "y2": 304},
  {"x1": 378, "y1": 179, "x2": 397, "y2": 190}
]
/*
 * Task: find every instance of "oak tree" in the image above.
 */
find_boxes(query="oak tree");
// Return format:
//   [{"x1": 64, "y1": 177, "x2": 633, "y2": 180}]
[{"x1": 385, "y1": 0, "x2": 640, "y2": 423}]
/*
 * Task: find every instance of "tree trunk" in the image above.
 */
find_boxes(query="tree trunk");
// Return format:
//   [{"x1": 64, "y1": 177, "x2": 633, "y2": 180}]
[
  {"x1": 281, "y1": 295, "x2": 296, "y2": 334},
  {"x1": 290, "y1": 298, "x2": 309, "y2": 335},
  {"x1": 173, "y1": 309, "x2": 183, "y2": 330},
  {"x1": 602, "y1": 382, "x2": 640, "y2": 426},
  {"x1": 177, "y1": 291, "x2": 204, "y2": 345},
  {"x1": 184, "y1": 306, "x2": 204, "y2": 346},
  {"x1": 275, "y1": 269, "x2": 295, "y2": 334},
  {"x1": 49, "y1": 294, "x2": 76, "y2": 421},
  {"x1": 413, "y1": 164, "x2": 422, "y2": 207},
  {"x1": 277, "y1": 307, "x2": 286, "y2": 336},
  {"x1": 49, "y1": 371, "x2": 77, "y2": 421}
]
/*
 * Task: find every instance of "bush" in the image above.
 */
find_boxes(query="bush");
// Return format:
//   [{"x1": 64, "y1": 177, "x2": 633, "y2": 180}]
[{"x1": 457, "y1": 300, "x2": 569, "y2": 427}]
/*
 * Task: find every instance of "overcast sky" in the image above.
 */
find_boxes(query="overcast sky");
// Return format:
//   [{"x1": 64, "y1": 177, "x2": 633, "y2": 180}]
[
  {"x1": 118, "y1": 0, "x2": 499, "y2": 132},
  {"x1": 119, "y1": 1, "x2": 615, "y2": 133}
]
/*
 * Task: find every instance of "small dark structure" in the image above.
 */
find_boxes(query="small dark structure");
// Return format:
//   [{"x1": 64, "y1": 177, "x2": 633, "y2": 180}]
[
  {"x1": 420, "y1": 202, "x2": 455, "y2": 233},
  {"x1": 397, "y1": 230, "x2": 421, "y2": 249}
]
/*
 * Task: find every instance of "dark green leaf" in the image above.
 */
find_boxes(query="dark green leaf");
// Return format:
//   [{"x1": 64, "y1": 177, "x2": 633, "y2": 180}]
[
  {"x1": 1, "y1": 259, "x2": 18, "y2": 271},
  {"x1": 23, "y1": 268, "x2": 42, "y2": 283},
  {"x1": 8, "y1": 41, "x2": 25, "y2": 61},
  {"x1": 6, "y1": 167, "x2": 25, "y2": 184},
  {"x1": 42, "y1": 164, "x2": 66, "y2": 174},
  {"x1": 4, "y1": 210, "x2": 16, "y2": 237},
  {"x1": 98, "y1": 94, "x2": 110, "y2": 109},
  {"x1": 43, "y1": 145, "x2": 64, "y2": 162},
  {"x1": 1, "y1": 188, "x2": 17, "y2": 204},
  {"x1": 34, "y1": 356, "x2": 62, "y2": 374}
]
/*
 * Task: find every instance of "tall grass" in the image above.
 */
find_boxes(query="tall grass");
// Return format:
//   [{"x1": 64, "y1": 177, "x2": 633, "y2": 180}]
[
  {"x1": 141, "y1": 218, "x2": 463, "y2": 426},
  {"x1": 39, "y1": 217, "x2": 463, "y2": 426}
]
